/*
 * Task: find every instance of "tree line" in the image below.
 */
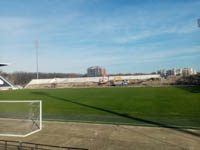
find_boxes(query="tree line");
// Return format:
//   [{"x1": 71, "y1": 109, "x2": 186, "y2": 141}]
[{"x1": 0, "y1": 71, "x2": 85, "y2": 86}]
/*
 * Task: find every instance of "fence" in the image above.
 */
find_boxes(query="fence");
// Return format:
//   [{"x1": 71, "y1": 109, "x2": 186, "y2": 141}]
[{"x1": 0, "y1": 140, "x2": 88, "y2": 150}]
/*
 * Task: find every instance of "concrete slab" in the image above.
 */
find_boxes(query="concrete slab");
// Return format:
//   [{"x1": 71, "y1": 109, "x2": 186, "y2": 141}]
[{"x1": 0, "y1": 121, "x2": 199, "y2": 150}]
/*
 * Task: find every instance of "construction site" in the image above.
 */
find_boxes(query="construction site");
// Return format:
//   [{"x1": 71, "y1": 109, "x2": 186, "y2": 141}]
[
  {"x1": 24, "y1": 74, "x2": 200, "y2": 89},
  {"x1": 25, "y1": 74, "x2": 160, "y2": 89}
]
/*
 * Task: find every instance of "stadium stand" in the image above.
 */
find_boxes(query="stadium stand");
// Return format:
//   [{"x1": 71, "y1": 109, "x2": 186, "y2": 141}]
[
  {"x1": 0, "y1": 76, "x2": 17, "y2": 90},
  {"x1": 0, "y1": 63, "x2": 17, "y2": 90}
]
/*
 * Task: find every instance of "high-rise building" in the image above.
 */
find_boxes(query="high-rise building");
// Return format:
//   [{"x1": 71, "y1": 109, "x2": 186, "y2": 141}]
[{"x1": 87, "y1": 66, "x2": 106, "y2": 77}]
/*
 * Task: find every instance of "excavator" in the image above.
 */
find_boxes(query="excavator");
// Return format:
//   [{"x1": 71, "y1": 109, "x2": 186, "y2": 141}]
[{"x1": 111, "y1": 76, "x2": 128, "y2": 86}]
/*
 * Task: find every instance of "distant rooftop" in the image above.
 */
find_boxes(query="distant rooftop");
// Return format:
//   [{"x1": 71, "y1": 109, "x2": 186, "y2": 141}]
[{"x1": 88, "y1": 66, "x2": 105, "y2": 69}]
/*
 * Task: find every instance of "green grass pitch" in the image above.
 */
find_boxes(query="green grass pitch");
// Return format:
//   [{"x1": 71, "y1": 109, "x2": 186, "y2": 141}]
[{"x1": 0, "y1": 86, "x2": 200, "y2": 128}]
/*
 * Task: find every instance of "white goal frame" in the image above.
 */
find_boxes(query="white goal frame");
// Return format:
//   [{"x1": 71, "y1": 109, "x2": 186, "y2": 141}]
[{"x1": 0, "y1": 100, "x2": 42, "y2": 137}]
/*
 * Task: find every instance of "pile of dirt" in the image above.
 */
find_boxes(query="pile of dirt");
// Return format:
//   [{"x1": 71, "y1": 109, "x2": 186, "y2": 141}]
[{"x1": 127, "y1": 76, "x2": 181, "y2": 86}]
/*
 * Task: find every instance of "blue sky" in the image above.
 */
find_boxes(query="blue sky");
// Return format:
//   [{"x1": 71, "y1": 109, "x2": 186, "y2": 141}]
[{"x1": 0, "y1": 0, "x2": 200, "y2": 74}]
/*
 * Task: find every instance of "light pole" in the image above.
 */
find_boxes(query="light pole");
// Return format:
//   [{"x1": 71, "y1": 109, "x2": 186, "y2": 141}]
[{"x1": 35, "y1": 40, "x2": 39, "y2": 79}]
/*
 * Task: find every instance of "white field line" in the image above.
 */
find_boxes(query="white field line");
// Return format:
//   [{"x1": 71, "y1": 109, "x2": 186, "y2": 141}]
[
  {"x1": 0, "y1": 100, "x2": 41, "y2": 103},
  {"x1": 0, "y1": 128, "x2": 41, "y2": 137},
  {"x1": 42, "y1": 119, "x2": 200, "y2": 129}
]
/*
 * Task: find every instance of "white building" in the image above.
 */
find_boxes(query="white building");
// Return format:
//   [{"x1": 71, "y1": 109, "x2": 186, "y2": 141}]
[
  {"x1": 157, "y1": 68, "x2": 197, "y2": 77},
  {"x1": 182, "y1": 68, "x2": 197, "y2": 76}
]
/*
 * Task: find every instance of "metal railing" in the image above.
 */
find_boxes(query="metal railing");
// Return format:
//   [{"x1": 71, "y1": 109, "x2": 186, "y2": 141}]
[{"x1": 0, "y1": 140, "x2": 88, "y2": 150}]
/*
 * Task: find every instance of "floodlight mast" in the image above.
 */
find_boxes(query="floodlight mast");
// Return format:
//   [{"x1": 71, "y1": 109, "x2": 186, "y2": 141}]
[{"x1": 35, "y1": 40, "x2": 39, "y2": 79}]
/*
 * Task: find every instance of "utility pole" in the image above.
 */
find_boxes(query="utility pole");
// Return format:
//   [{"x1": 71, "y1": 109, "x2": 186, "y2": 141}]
[{"x1": 35, "y1": 40, "x2": 39, "y2": 79}]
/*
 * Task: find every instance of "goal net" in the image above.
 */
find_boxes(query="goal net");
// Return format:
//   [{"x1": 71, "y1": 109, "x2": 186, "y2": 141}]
[{"x1": 0, "y1": 100, "x2": 42, "y2": 137}]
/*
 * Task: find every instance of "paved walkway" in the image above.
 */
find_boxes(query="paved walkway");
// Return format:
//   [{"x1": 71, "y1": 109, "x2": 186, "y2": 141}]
[{"x1": 0, "y1": 121, "x2": 200, "y2": 150}]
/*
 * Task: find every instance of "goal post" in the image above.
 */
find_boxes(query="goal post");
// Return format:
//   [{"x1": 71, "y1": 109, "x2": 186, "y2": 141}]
[{"x1": 0, "y1": 100, "x2": 42, "y2": 137}]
